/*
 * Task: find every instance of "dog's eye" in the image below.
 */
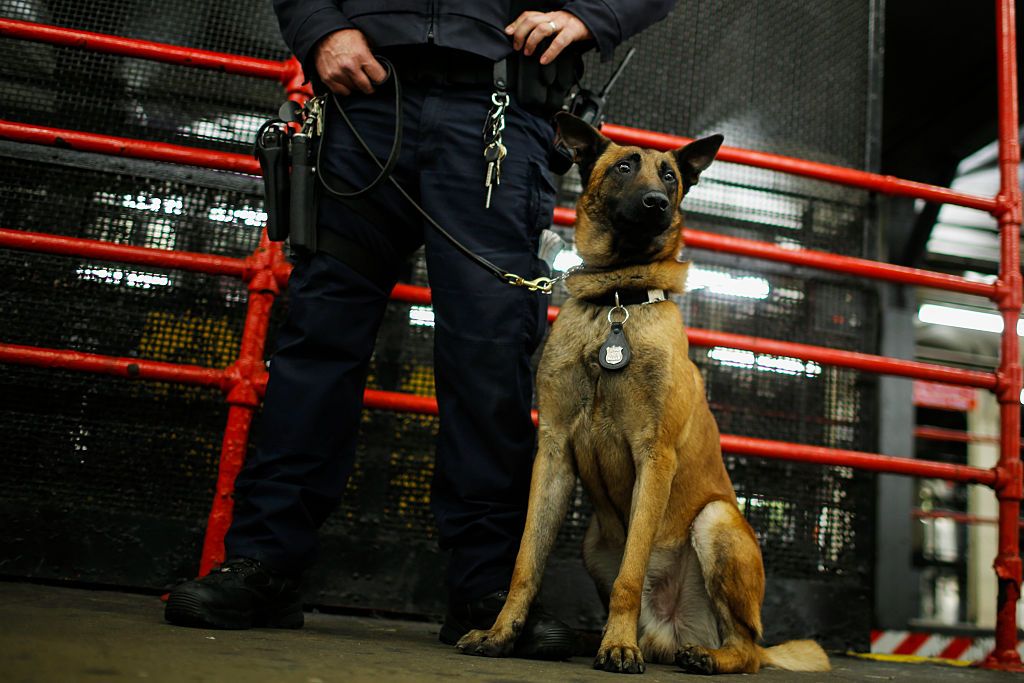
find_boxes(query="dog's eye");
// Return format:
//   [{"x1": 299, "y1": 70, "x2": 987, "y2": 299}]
[
  {"x1": 663, "y1": 170, "x2": 676, "y2": 182},
  {"x1": 616, "y1": 161, "x2": 632, "y2": 174}
]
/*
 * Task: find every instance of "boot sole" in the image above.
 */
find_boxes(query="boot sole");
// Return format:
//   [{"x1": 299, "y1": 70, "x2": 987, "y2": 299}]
[{"x1": 165, "y1": 592, "x2": 303, "y2": 630}]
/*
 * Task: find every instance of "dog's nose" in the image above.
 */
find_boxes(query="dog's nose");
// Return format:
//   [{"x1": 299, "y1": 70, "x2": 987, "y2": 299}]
[{"x1": 642, "y1": 191, "x2": 670, "y2": 212}]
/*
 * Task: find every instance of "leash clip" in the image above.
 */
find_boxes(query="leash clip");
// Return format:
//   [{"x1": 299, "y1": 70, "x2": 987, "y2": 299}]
[{"x1": 504, "y1": 273, "x2": 555, "y2": 293}]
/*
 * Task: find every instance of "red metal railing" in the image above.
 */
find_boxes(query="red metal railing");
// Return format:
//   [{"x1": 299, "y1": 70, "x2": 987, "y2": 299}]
[
  {"x1": 0, "y1": 228, "x2": 999, "y2": 389},
  {"x1": 912, "y1": 509, "x2": 1024, "y2": 528},
  {"x1": 915, "y1": 426, "x2": 1002, "y2": 446},
  {"x1": 0, "y1": 10, "x2": 1020, "y2": 670},
  {"x1": 0, "y1": 17, "x2": 288, "y2": 81}
]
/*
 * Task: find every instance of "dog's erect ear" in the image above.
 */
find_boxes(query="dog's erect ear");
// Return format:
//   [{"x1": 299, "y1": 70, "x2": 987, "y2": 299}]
[
  {"x1": 674, "y1": 134, "x2": 724, "y2": 189},
  {"x1": 555, "y1": 111, "x2": 610, "y2": 185}
]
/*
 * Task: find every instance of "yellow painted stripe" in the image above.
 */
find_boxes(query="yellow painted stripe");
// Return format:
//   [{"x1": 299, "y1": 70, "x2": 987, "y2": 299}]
[{"x1": 847, "y1": 651, "x2": 972, "y2": 667}]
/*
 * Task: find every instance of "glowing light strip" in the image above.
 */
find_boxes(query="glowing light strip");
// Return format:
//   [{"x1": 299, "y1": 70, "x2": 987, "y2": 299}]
[
  {"x1": 918, "y1": 303, "x2": 1023, "y2": 335},
  {"x1": 707, "y1": 346, "x2": 822, "y2": 377},
  {"x1": 75, "y1": 266, "x2": 171, "y2": 289}
]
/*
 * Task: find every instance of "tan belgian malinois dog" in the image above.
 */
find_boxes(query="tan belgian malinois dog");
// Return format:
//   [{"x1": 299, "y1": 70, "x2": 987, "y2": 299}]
[{"x1": 456, "y1": 113, "x2": 830, "y2": 675}]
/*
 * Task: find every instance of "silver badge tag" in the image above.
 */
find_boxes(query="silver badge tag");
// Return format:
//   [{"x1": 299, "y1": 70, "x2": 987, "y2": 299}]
[{"x1": 605, "y1": 345, "x2": 624, "y2": 365}]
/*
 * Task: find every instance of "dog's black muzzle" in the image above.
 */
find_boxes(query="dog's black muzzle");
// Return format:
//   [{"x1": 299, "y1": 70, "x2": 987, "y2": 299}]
[
  {"x1": 642, "y1": 191, "x2": 670, "y2": 212},
  {"x1": 614, "y1": 194, "x2": 674, "y2": 238}
]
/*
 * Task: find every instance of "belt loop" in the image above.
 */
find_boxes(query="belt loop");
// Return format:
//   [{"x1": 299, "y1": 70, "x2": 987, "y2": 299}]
[{"x1": 493, "y1": 58, "x2": 508, "y2": 92}]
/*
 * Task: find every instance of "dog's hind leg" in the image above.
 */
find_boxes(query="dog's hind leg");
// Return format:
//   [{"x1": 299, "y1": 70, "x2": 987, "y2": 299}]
[
  {"x1": 455, "y1": 427, "x2": 576, "y2": 658},
  {"x1": 675, "y1": 499, "x2": 764, "y2": 675}
]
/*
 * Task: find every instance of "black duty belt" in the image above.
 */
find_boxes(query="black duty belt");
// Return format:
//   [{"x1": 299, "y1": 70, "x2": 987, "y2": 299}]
[{"x1": 378, "y1": 46, "x2": 494, "y2": 88}]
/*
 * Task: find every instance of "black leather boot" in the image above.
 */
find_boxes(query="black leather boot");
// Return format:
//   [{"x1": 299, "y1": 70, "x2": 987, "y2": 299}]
[
  {"x1": 164, "y1": 557, "x2": 303, "y2": 629},
  {"x1": 439, "y1": 590, "x2": 575, "y2": 660}
]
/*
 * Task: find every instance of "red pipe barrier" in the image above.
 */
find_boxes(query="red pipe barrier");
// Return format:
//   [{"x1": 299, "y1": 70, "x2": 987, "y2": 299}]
[
  {"x1": 1, "y1": 118, "x2": 998, "y2": 300},
  {"x1": 0, "y1": 16, "x2": 997, "y2": 214},
  {"x1": 363, "y1": 278, "x2": 1001, "y2": 388},
  {"x1": 986, "y1": 0, "x2": 1024, "y2": 669},
  {"x1": 198, "y1": 404, "x2": 258, "y2": 576},
  {"x1": 910, "y1": 509, "x2": 1024, "y2": 527},
  {"x1": 719, "y1": 434, "x2": 997, "y2": 486},
  {"x1": 914, "y1": 509, "x2": 996, "y2": 524},
  {"x1": 198, "y1": 238, "x2": 284, "y2": 576},
  {"x1": 551, "y1": 207, "x2": 997, "y2": 298},
  {"x1": 915, "y1": 426, "x2": 1002, "y2": 446},
  {"x1": 914, "y1": 510, "x2": 1024, "y2": 529},
  {"x1": 0, "y1": 337, "x2": 1001, "y2": 490},
  {"x1": 0, "y1": 18, "x2": 287, "y2": 81},
  {"x1": 0, "y1": 120, "x2": 261, "y2": 174},
  {"x1": 686, "y1": 328, "x2": 997, "y2": 389},
  {"x1": 359, "y1": 386, "x2": 997, "y2": 485},
  {"x1": 282, "y1": 58, "x2": 315, "y2": 103},
  {"x1": 0, "y1": 223, "x2": 996, "y2": 388},
  {"x1": 365, "y1": 389, "x2": 441, "y2": 415},
  {"x1": 365, "y1": 274, "x2": 981, "y2": 391},
  {"x1": 0, "y1": 228, "x2": 248, "y2": 278},
  {"x1": 0, "y1": 343, "x2": 226, "y2": 388},
  {"x1": 682, "y1": 229, "x2": 998, "y2": 297},
  {"x1": 390, "y1": 282, "x2": 433, "y2": 307},
  {"x1": 601, "y1": 124, "x2": 1000, "y2": 215}
]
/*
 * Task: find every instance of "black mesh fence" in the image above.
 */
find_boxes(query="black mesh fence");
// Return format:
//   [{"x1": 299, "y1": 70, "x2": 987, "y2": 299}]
[{"x1": 1, "y1": 0, "x2": 879, "y2": 649}]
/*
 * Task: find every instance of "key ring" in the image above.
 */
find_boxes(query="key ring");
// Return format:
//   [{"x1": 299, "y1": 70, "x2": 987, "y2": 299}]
[{"x1": 607, "y1": 292, "x2": 629, "y2": 324}]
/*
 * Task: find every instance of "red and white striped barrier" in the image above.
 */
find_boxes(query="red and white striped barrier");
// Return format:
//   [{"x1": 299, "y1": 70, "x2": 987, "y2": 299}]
[{"x1": 870, "y1": 630, "x2": 1024, "y2": 663}]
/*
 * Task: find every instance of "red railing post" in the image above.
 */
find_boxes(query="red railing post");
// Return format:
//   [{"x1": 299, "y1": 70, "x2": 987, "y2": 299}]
[
  {"x1": 197, "y1": 235, "x2": 286, "y2": 576},
  {"x1": 982, "y1": 0, "x2": 1024, "y2": 670},
  {"x1": 281, "y1": 57, "x2": 314, "y2": 104},
  {"x1": 194, "y1": 57, "x2": 309, "y2": 576}
]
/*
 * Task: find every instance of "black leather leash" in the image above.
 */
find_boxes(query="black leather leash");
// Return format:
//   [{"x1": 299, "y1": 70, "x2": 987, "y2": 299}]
[{"x1": 316, "y1": 56, "x2": 556, "y2": 294}]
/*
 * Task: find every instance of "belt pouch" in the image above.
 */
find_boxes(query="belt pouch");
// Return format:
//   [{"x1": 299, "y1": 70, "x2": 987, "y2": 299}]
[
  {"x1": 289, "y1": 133, "x2": 319, "y2": 252},
  {"x1": 256, "y1": 125, "x2": 291, "y2": 242}
]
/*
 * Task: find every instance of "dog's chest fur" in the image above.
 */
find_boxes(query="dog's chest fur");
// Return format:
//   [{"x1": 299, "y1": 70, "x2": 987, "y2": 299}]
[{"x1": 537, "y1": 298, "x2": 690, "y2": 510}]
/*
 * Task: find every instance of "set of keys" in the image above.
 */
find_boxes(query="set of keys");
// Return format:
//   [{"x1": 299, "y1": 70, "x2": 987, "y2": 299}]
[
  {"x1": 482, "y1": 91, "x2": 509, "y2": 209},
  {"x1": 483, "y1": 141, "x2": 506, "y2": 209}
]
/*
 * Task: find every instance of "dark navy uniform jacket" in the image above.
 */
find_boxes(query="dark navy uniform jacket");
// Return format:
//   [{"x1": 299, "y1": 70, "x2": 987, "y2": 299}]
[{"x1": 273, "y1": 0, "x2": 677, "y2": 77}]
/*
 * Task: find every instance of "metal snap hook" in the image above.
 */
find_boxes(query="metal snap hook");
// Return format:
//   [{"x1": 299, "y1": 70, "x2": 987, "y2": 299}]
[{"x1": 607, "y1": 291, "x2": 629, "y2": 325}]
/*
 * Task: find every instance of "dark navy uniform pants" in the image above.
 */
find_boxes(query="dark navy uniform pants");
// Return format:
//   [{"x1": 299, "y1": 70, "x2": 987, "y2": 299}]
[{"x1": 225, "y1": 79, "x2": 555, "y2": 601}]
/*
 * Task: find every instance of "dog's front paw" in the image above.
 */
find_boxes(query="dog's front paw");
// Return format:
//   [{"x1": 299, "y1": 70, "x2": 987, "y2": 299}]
[
  {"x1": 594, "y1": 643, "x2": 645, "y2": 674},
  {"x1": 455, "y1": 628, "x2": 516, "y2": 658},
  {"x1": 675, "y1": 645, "x2": 715, "y2": 675}
]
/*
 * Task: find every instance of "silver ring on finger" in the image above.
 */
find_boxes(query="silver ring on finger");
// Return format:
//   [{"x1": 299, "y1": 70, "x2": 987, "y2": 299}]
[{"x1": 548, "y1": 21, "x2": 559, "y2": 31}]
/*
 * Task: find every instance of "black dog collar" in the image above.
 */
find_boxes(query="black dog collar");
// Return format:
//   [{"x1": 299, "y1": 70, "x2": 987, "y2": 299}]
[{"x1": 583, "y1": 288, "x2": 667, "y2": 307}]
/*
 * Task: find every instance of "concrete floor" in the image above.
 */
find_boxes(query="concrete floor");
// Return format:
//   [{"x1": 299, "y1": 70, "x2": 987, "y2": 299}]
[{"x1": 0, "y1": 582, "x2": 1018, "y2": 683}]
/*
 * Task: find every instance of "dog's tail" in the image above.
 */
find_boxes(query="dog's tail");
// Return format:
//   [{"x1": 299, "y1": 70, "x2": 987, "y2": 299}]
[{"x1": 757, "y1": 640, "x2": 830, "y2": 672}]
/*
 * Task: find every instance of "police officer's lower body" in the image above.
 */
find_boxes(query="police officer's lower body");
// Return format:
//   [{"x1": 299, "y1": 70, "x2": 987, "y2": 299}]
[{"x1": 165, "y1": 49, "x2": 573, "y2": 659}]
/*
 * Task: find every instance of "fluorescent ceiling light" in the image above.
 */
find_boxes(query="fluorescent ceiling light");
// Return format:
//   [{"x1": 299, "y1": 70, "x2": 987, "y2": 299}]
[
  {"x1": 918, "y1": 303, "x2": 1022, "y2": 335},
  {"x1": 179, "y1": 113, "x2": 265, "y2": 143},
  {"x1": 685, "y1": 185, "x2": 808, "y2": 231},
  {"x1": 552, "y1": 249, "x2": 583, "y2": 272},
  {"x1": 76, "y1": 266, "x2": 170, "y2": 289},
  {"x1": 547, "y1": 255, "x2": 771, "y2": 300},
  {"x1": 686, "y1": 266, "x2": 771, "y2": 300},
  {"x1": 707, "y1": 346, "x2": 821, "y2": 377},
  {"x1": 208, "y1": 205, "x2": 268, "y2": 227},
  {"x1": 919, "y1": 304, "x2": 1024, "y2": 404},
  {"x1": 408, "y1": 305, "x2": 435, "y2": 327}
]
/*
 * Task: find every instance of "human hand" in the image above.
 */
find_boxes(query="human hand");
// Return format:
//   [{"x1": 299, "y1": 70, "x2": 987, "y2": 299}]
[
  {"x1": 505, "y1": 10, "x2": 592, "y2": 65},
  {"x1": 313, "y1": 29, "x2": 387, "y2": 95}
]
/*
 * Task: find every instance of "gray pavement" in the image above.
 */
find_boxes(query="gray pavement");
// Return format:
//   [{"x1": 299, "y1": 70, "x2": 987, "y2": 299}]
[{"x1": 0, "y1": 582, "x2": 1018, "y2": 683}]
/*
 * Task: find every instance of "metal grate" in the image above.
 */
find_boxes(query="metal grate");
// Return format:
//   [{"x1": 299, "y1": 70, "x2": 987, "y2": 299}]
[{"x1": 0, "y1": 0, "x2": 880, "y2": 649}]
